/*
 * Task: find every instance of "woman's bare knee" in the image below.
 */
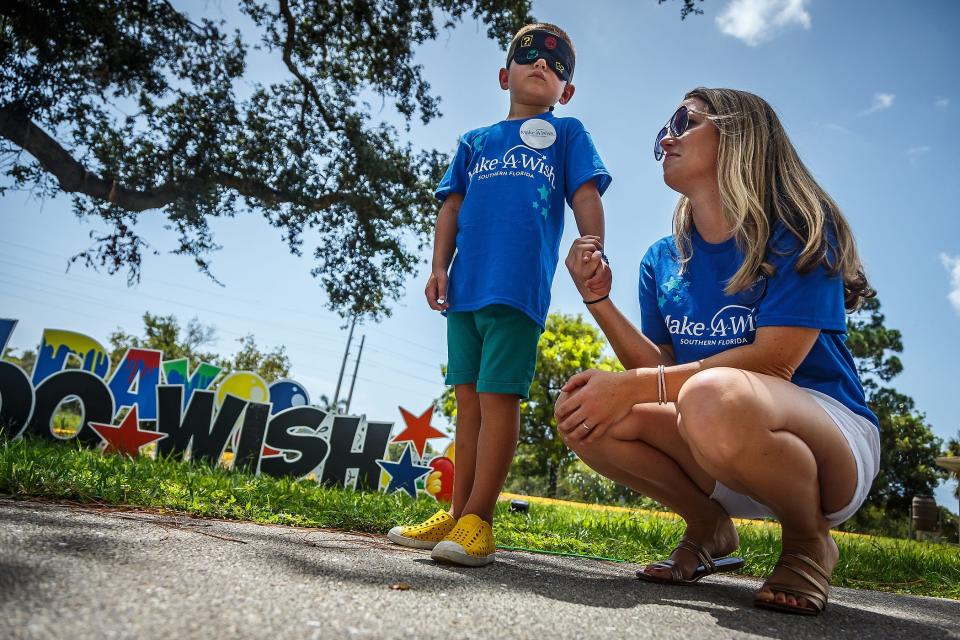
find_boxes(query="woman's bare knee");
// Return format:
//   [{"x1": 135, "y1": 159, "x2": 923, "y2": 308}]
[{"x1": 677, "y1": 369, "x2": 756, "y2": 454}]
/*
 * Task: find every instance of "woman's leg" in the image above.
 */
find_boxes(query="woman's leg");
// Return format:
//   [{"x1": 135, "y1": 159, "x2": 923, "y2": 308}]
[
  {"x1": 557, "y1": 393, "x2": 740, "y2": 575},
  {"x1": 450, "y1": 383, "x2": 481, "y2": 519},
  {"x1": 676, "y1": 367, "x2": 858, "y2": 610}
]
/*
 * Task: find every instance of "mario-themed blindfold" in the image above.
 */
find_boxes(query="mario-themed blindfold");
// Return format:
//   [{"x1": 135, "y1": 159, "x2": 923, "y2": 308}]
[{"x1": 507, "y1": 29, "x2": 575, "y2": 83}]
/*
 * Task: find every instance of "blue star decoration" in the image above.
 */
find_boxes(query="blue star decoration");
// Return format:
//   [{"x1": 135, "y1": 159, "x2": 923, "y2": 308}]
[
  {"x1": 376, "y1": 443, "x2": 433, "y2": 498},
  {"x1": 537, "y1": 184, "x2": 550, "y2": 202}
]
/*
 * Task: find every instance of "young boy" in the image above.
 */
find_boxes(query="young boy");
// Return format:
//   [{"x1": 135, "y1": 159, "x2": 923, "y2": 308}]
[{"x1": 387, "y1": 23, "x2": 611, "y2": 566}]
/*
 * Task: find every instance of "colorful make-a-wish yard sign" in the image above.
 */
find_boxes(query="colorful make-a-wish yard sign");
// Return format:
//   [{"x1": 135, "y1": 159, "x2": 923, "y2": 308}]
[{"x1": 0, "y1": 319, "x2": 454, "y2": 497}]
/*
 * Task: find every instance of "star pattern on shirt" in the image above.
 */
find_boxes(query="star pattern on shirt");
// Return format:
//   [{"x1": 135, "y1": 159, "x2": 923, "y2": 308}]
[
  {"x1": 661, "y1": 273, "x2": 692, "y2": 305},
  {"x1": 537, "y1": 184, "x2": 550, "y2": 202}
]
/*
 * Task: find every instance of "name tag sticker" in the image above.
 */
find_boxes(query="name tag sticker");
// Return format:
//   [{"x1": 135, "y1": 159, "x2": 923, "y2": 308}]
[{"x1": 519, "y1": 118, "x2": 556, "y2": 149}]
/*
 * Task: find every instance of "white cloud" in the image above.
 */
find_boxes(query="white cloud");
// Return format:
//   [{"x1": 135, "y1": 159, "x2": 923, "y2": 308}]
[
  {"x1": 941, "y1": 254, "x2": 960, "y2": 315},
  {"x1": 935, "y1": 97, "x2": 950, "y2": 108},
  {"x1": 906, "y1": 145, "x2": 932, "y2": 165},
  {"x1": 859, "y1": 92, "x2": 895, "y2": 116},
  {"x1": 716, "y1": 0, "x2": 811, "y2": 46}
]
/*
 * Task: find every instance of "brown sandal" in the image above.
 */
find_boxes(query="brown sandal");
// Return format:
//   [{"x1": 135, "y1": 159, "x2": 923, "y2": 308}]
[
  {"x1": 636, "y1": 539, "x2": 745, "y2": 586},
  {"x1": 754, "y1": 552, "x2": 830, "y2": 616}
]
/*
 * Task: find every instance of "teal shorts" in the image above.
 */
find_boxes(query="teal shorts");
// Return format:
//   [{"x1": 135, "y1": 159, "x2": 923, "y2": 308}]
[{"x1": 445, "y1": 304, "x2": 542, "y2": 398}]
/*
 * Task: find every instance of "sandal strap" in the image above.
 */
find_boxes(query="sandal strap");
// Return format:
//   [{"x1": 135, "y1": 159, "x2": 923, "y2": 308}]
[
  {"x1": 647, "y1": 559, "x2": 685, "y2": 582},
  {"x1": 761, "y1": 581, "x2": 827, "y2": 611},
  {"x1": 780, "y1": 560, "x2": 830, "y2": 596},
  {"x1": 675, "y1": 538, "x2": 716, "y2": 574},
  {"x1": 780, "y1": 552, "x2": 831, "y2": 583},
  {"x1": 758, "y1": 551, "x2": 831, "y2": 613}
]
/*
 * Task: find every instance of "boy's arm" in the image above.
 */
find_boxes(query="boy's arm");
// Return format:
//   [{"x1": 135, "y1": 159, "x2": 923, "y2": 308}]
[
  {"x1": 570, "y1": 180, "x2": 604, "y2": 242},
  {"x1": 570, "y1": 180, "x2": 609, "y2": 295},
  {"x1": 426, "y1": 192, "x2": 464, "y2": 311}
]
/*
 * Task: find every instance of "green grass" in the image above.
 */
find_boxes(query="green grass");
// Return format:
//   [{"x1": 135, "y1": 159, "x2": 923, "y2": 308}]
[{"x1": 2, "y1": 436, "x2": 958, "y2": 599}]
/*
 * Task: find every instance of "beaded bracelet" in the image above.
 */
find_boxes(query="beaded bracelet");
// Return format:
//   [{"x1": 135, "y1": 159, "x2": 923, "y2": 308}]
[{"x1": 657, "y1": 364, "x2": 667, "y2": 405}]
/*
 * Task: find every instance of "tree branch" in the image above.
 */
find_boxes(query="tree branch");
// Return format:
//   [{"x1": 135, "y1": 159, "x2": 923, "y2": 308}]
[
  {"x1": 277, "y1": 0, "x2": 339, "y2": 132},
  {"x1": 0, "y1": 104, "x2": 358, "y2": 213}
]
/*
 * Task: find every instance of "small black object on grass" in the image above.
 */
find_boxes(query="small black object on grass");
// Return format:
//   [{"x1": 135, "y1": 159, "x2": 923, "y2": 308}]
[{"x1": 509, "y1": 499, "x2": 529, "y2": 514}]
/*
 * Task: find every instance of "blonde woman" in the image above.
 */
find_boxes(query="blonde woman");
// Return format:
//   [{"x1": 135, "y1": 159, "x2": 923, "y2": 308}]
[{"x1": 555, "y1": 88, "x2": 879, "y2": 616}]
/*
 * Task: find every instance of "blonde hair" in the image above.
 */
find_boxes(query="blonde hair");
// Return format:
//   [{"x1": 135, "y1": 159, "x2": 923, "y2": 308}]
[
  {"x1": 673, "y1": 87, "x2": 874, "y2": 311},
  {"x1": 506, "y1": 23, "x2": 576, "y2": 79}
]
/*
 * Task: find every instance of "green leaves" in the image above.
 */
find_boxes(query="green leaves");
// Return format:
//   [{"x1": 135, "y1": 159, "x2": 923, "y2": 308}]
[
  {"x1": 844, "y1": 298, "x2": 947, "y2": 525},
  {"x1": 0, "y1": 0, "x2": 533, "y2": 319},
  {"x1": 107, "y1": 311, "x2": 290, "y2": 383}
]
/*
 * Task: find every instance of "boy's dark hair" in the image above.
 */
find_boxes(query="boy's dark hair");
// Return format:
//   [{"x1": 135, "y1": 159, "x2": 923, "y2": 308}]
[{"x1": 506, "y1": 23, "x2": 576, "y2": 79}]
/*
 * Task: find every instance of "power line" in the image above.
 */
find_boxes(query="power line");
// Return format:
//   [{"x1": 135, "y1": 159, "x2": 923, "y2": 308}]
[
  {"x1": 0, "y1": 239, "x2": 448, "y2": 356},
  {"x1": 0, "y1": 254, "x2": 449, "y2": 371},
  {"x1": 0, "y1": 281, "x2": 443, "y2": 394},
  {"x1": 0, "y1": 270, "x2": 447, "y2": 381}
]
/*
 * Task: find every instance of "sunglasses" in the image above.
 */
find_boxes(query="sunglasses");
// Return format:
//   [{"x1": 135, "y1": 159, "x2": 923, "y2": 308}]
[{"x1": 654, "y1": 105, "x2": 696, "y2": 161}]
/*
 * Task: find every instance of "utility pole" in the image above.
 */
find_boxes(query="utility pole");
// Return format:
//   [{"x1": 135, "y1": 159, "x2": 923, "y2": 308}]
[
  {"x1": 333, "y1": 316, "x2": 356, "y2": 409},
  {"x1": 345, "y1": 334, "x2": 365, "y2": 415}
]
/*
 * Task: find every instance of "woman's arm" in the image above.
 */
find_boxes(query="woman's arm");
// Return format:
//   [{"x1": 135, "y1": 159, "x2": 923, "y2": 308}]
[
  {"x1": 584, "y1": 298, "x2": 675, "y2": 368},
  {"x1": 556, "y1": 325, "x2": 819, "y2": 441},
  {"x1": 565, "y1": 237, "x2": 675, "y2": 368}
]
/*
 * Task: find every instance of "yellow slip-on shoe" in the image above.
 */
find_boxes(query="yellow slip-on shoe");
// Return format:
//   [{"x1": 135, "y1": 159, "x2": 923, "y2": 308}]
[
  {"x1": 430, "y1": 513, "x2": 496, "y2": 566},
  {"x1": 387, "y1": 510, "x2": 456, "y2": 550}
]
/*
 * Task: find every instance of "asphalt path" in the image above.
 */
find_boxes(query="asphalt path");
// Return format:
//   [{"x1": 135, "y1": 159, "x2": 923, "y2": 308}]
[{"x1": 1, "y1": 499, "x2": 957, "y2": 639}]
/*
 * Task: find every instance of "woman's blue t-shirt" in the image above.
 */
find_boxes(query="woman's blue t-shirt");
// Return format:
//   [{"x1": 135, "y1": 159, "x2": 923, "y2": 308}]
[
  {"x1": 435, "y1": 110, "x2": 611, "y2": 328},
  {"x1": 639, "y1": 225, "x2": 879, "y2": 428}
]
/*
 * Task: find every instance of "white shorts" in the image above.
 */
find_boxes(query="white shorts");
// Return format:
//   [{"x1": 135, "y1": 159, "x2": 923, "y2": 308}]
[{"x1": 709, "y1": 388, "x2": 881, "y2": 528}]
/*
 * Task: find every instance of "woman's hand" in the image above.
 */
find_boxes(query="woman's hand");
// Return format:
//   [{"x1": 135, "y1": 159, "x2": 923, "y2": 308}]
[
  {"x1": 554, "y1": 369, "x2": 637, "y2": 444},
  {"x1": 565, "y1": 236, "x2": 612, "y2": 300}
]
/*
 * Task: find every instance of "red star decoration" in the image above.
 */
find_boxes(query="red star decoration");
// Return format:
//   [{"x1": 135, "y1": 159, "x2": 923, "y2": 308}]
[
  {"x1": 88, "y1": 406, "x2": 167, "y2": 456},
  {"x1": 391, "y1": 406, "x2": 446, "y2": 458}
]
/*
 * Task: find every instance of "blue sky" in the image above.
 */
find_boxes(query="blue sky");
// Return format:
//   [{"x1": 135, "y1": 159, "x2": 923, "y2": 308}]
[{"x1": 2, "y1": 0, "x2": 959, "y2": 509}]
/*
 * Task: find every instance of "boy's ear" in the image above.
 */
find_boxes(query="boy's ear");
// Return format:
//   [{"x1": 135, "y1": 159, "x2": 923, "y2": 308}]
[
  {"x1": 499, "y1": 67, "x2": 510, "y2": 90},
  {"x1": 558, "y1": 83, "x2": 576, "y2": 105}
]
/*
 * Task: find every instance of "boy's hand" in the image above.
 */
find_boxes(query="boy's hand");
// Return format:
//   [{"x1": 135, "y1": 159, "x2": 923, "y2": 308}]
[{"x1": 425, "y1": 269, "x2": 449, "y2": 311}]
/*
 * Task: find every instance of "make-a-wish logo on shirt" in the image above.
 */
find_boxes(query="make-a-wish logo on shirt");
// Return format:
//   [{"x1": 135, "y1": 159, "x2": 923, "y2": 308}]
[
  {"x1": 665, "y1": 305, "x2": 757, "y2": 347},
  {"x1": 467, "y1": 145, "x2": 557, "y2": 189}
]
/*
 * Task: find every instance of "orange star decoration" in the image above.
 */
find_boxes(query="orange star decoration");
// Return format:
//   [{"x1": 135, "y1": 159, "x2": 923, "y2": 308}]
[
  {"x1": 88, "y1": 406, "x2": 167, "y2": 456},
  {"x1": 391, "y1": 406, "x2": 446, "y2": 459}
]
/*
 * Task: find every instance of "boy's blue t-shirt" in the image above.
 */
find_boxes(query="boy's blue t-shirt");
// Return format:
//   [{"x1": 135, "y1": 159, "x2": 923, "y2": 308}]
[
  {"x1": 639, "y1": 225, "x2": 879, "y2": 428},
  {"x1": 435, "y1": 110, "x2": 611, "y2": 327}
]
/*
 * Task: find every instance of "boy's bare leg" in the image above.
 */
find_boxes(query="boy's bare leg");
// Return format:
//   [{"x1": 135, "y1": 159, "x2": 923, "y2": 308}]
[
  {"x1": 450, "y1": 383, "x2": 481, "y2": 519},
  {"x1": 459, "y1": 392, "x2": 521, "y2": 523}
]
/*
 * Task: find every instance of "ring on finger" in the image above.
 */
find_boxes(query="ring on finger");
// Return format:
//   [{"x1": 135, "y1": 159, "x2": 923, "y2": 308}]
[{"x1": 581, "y1": 421, "x2": 591, "y2": 431}]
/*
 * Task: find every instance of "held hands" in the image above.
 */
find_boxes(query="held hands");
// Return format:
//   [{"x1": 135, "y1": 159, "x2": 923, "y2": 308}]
[
  {"x1": 565, "y1": 235, "x2": 612, "y2": 300},
  {"x1": 425, "y1": 269, "x2": 449, "y2": 311},
  {"x1": 554, "y1": 369, "x2": 636, "y2": 444}
]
